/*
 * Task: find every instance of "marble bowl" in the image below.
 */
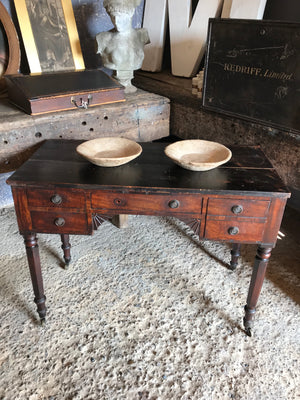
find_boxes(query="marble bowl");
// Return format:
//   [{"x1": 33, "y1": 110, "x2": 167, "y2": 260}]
[
  {"x1": 164, "y1": 140, "x2": 232, "y2": 171},
  {"x1": 76, "y1": 137, "x2": 142, "y2": 167}
]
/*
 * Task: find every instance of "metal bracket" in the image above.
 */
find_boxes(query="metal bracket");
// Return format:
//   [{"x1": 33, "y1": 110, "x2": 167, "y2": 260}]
[{"x1": 71, "y1": 94, "x2": 92, "y2": 109}]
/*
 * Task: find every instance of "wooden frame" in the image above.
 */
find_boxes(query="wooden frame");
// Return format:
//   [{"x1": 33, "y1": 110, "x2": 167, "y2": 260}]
[
  {"x1": 14, "y1": 0, "x2": 84, "y2": 73},
  {"x1": 0, "y1": 2, "x2": 20, "y2": 83}
]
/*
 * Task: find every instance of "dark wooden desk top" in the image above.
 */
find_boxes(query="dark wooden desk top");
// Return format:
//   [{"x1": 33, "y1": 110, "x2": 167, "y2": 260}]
[
  {"x1": 7, "y1": 139, "x2": 291, "y2": 333},
  {"x1": 7, "y1": 139, "x2": 290, "y2": 197}
]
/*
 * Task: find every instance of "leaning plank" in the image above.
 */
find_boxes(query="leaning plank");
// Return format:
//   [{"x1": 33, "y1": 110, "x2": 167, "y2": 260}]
[
  {"x1": 168, "y1": 0, "x2": 223, "y2": 77},
  {"x1": 142, "y1": 0, "x2": 168, "y2": 72},
  {"x1": 221, "y1": 0, "x2": 267, "y2": 19}
]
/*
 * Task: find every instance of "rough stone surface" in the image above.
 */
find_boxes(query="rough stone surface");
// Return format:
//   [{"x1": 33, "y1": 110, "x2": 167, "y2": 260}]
[
  {"x1": 0, "y1": 90, "x2": 170, "y2": 173},
  {"x1": 0, "y1": 207, "x2": 299, "y2": 399}
]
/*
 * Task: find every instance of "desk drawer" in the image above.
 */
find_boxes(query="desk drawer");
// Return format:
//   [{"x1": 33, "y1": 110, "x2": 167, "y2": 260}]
[
  {"x1": 207, "y1": 198, "x2": 270, "y2": 218},
  {"x1": 31, "y1": 211, "x2": 89, "y2": 234},
  {"x1": 27, "y1": 189, "x2": 86, "y2": 210},
  {"x1": 205, "y1": 218, "x2": 266, "y2": 242},
  {"x1": 91, "y1": 192, "x2": 202, "y2": 214}
]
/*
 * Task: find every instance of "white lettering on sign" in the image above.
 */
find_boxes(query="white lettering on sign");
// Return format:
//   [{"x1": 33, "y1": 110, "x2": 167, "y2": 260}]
[{"x1": 223, "y1": 63, "x2": 293, "y2": 81}]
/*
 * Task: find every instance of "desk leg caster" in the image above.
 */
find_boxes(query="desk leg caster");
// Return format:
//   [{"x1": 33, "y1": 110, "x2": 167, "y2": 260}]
[
  {"x1": 230, "y1": 243, "x2": 241, "y2": 270},
  {"x1": 243, "y1": 306, "x2": 255, "y2": 336},
  {"x1": 243, "y1": 245, "x2": 272, "y2": 337},
  {"x1": 245, "y1": 327, "x2": 252, "y2": 337},
  {"x1": 34, "y1": 295, "x2": 47, "y2": 324},
  {"x1": 64, "y1": 260, "x2": 71, "y2": 270},
  {"x1": 61, "y1": 234, "x2": 71, "y2": 269}
]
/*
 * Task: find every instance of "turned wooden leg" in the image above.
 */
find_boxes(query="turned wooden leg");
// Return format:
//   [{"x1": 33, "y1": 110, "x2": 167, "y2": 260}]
[
  {"x1": 61, "y1": 234, "x2": 71, "y2": 268},
  {"x1": 230, "y1": 243, "x2": 241, "y2": 270},
  {"x1": 243, "y1": 245, "x2": 272, "y2": 336},
  {"x1": 24, "y1": 233, "x2": 46, "y2": 324}
]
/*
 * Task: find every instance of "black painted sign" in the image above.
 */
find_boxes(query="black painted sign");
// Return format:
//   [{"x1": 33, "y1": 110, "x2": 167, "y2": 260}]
[{"x1": 203, "y1": 19, "x2": 300, "y2": 133}]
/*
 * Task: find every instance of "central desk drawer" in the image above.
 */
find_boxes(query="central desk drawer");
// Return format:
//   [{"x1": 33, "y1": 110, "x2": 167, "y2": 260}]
[
  {"x1": 27, "y1": 189, "x2": 86, "y2": 210},
  {"x1": 31, "y1": 211, "x2": 89, "y2": 234},
  {"x1": 91, "y1": 192, "x2": 202, "y2": 214}
]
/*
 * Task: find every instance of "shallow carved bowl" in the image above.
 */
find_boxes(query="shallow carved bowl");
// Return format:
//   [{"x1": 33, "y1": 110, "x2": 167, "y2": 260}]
[
  {"x1": 76, "y1": 137, "x2": 142, "y2": 167},
  {"x1": 164, "y1": 140, "x2": 232, "y2": 171}
]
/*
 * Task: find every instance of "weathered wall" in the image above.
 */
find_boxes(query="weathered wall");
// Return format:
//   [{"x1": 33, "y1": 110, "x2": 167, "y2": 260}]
[{"x1": 1, "y1": 0, "x2": 145, "y2": 71}]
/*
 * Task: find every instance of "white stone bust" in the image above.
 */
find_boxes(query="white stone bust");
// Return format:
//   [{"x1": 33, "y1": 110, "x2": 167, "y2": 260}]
[{"x1": 96, "y1": 0, "x2": 150, "y2": 93}]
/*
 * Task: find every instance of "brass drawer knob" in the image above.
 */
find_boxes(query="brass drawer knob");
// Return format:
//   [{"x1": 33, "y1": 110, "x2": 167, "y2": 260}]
[
  {"x1": 54, "y1": 217, "x2": 65, "y2": 227},
  {"x1": 231, "y1": 205, "x2": 243, "y2": 214},
  {"x1": 51, "y1": 194, "x2": 62, "y2": 205},
  {"x1": 228, "y1": 226, "x2": 239, "y2": 235},
  {"x1": 168, "y1": 199, "x2": 180, "y2": 209}
]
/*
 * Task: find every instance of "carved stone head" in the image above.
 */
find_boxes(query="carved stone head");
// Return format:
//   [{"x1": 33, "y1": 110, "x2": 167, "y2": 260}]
[{"x1": 103, "y1": 0, "x2": 141, "y2": 15}]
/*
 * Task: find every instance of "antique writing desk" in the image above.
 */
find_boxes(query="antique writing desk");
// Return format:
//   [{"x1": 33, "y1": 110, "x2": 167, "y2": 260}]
[{"x1": 7, "y1": 140, "x2": 290, "y2": 336}]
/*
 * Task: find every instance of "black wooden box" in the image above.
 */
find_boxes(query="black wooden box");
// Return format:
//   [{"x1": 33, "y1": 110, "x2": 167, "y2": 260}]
[
  {"x1": 202, "y1": 19, "x2": 300, "y2": 133},
  {"x1": 5, "y1": 69, "x2": 125, "y2": 115}
]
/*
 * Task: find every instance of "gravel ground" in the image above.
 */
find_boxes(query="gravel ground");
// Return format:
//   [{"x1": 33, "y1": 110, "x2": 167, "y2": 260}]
[{"x1": 0, "y1": 207, "x2": 299, "y2": 400}]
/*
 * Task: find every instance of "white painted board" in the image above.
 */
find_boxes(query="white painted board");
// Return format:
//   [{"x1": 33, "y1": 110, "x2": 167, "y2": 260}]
[
  {"x1": 168, "y1": 0, "x2": 223, "y2": 77},
  {"x1": 221, "y1": 0, "x2": 267, "y2": 19},
  {"x1": 142, "y1": 0, "x2": 168, "y2": 71}
]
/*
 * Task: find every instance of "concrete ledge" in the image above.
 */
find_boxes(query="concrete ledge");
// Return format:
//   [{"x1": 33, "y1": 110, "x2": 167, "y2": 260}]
[{"x1": 0, "y1": 88, "x2": 170, "y2": 173}]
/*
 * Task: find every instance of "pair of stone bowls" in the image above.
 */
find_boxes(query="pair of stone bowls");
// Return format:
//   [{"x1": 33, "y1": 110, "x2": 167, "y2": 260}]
[{"x1": 76, "y1": 137, "x2": 232, "y2": 171}]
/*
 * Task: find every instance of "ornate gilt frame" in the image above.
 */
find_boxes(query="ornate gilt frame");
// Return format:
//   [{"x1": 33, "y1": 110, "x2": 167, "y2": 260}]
[{"x1": 14, "y1": 0, "x2": 85, "y2": 73}]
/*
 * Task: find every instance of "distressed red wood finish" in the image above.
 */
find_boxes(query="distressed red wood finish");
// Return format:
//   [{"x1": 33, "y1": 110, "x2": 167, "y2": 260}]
[{"x1": 7, "y1": 140, "x2": 290, "y2": 336}]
